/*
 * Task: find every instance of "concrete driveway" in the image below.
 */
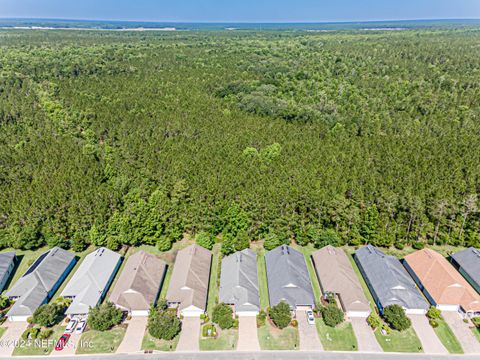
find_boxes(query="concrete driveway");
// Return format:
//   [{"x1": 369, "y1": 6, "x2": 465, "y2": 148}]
[
  {"x1": 237, "y1": 316, "x2": 259, "y2": 351},
  {"x1": 0, "y1": 321, "x2": 28, "y2": 356},
  {"x1": 297, "y1": 310, "x2": 323, "y2": 351},
  {"x1": 350, "y1": 317, "x2": 382, "y2": 352},
  {"x1": 116, "y1": 317, "x2": 148, "y2": 354},
  {"x1": 176, "y1": 317, "x2": 200, "y2": 352},
  {"x1": 443, "y1": 311, "x2": 480, "y2": 354},
  {"x1": 409, "y1": 315, "x2": 447, "y2": 354}
]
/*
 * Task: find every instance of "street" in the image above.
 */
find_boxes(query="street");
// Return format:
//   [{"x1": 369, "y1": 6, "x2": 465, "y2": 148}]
[{"x1": 2, "y1": 351, "x2": 479, "y2": 360}]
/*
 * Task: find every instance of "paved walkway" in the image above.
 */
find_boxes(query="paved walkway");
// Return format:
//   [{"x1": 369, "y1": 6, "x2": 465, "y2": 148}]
[
  {"x1": 176, "y1": 317, "x2": 200, "y2": 352},
  {"x1": 0, "y1": 321, "x2": 28, "y2": 356},
  {"x1": 350, "y1": 318, "x2": 382, "y2": 352},
  {"x1": 409, "y1": 315, "x2": 447, "y2": 354},
  {"x1": 116, "y1": 317, "x2": 148, "y2": 354},
  {"x1": 297, "y1": 310, "x2": 323, "y2": 351},
  {"x1": 237, "y1": 316, "x2": 260, "y2": 351},
  {"x1": 443, "y1": 311, "x2": 480, "y2": 354}
]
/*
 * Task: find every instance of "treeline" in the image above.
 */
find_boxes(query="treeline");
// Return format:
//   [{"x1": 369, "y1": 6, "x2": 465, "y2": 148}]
[{"x1": 0, "y1": 29, "x2": 479, "y2": 252}]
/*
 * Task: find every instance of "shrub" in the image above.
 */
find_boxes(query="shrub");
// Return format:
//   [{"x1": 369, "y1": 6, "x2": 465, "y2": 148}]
[
  {"x1": 32, "y1": 303, "x2": 63, "y2": 328},
  {"x1": 0, "y1": 296, "x2": 10, "y2": 310},
  {"x1": 157, "y1": 236, "x2": 172, "y2": 251},
  {"x1": 196, "y1": 231, "x2": 215, "y2": 250},
  {"x1": 429, "y1": 319, "x2": 439, "y2": 328},
  {"x1": 256, "y1": 310, "x2": 267, "y2": 328},
  {"x1": 291, "y1": 319, "x2": 298, "y2": 327},
  {"x1": 269, "y1": 301, "x2": 292, "y2": 329},
  {"x1": 38, "y1": 329, "x2": 53, "y2": 339},
  {"x1": 383, "y1": 305, "x2": 411, "y2": 331},
  {"x1": 202, "y1": 324, "x2": 216, "y2": 338},
  {"x1": 29, "y1": 327, "x2": 40, "y2": 339},
  {"x1": 148, "y1": 307, "x2": 181, "y2": 341},
  {"x1": 367, "y1": 312, "x2": 382, "y2": 330},
  {"x1": 412, "y1": 241, "x2": 425, "y2": 250},
  {"x1": 382, "y1": 323, "x2": 391, "y2": 335},
  {"x1": 321, "y1": 304, "x2": 344, "y2": 327},
  {"x1": 88, "y1": 301, "x2": 123, "y2": 331},
  {"x1": 212, "y1": 303, "x2": 234, "y2": 329},
  {"x1": 426, "y1": 306, "x2": 442, "y2": 320}
]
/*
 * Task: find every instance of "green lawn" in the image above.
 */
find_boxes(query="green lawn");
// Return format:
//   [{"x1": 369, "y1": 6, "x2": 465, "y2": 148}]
[
  {"x1": 0, "y1": 327, "x2": 6, "y2": 339},
  {"x1": 76, "y1": 326, "x2": 127, "y2": 354},
  {"x1": 12, "y1": 325, "x2": 65, "y2": 356},
  {"x1": 255, "y1": 246, "x2": 270, "y2": 310},
  {"x1": 472, "y1": 326, "x2": 480, "y2": 343},
  {"x1": 142, "y1": 331, "x2": 179, "y2": 351},
  {"x1": 199, "y1": 328, "x2": 238, "y2": 351},
  {"x1": 159, "y1": 265, "x2": 173, "y2": 299},
  {"x1": 374, "y1": 327, "x2": 423, "y2": 353},
  {"x1": 315, "y1": 319, "x2": 357, "y2": 351},
  {"x1": 257, "y1": 322, "x2": 299, "y2": 350},
  {"x1": 433, "y1": 319, "x2": 463, "y2": 354},
  {"x1": 206, "y1": 244, "x2": 221, "y2": 317},
  {"x1": 292, "y1": 244, "x2": 322, "y2": 301}
]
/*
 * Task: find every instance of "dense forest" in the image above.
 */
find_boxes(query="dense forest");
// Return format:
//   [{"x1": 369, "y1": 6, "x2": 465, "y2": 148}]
[{"x1": 0, "y1": 28, "x2": 479, "y2": 253}]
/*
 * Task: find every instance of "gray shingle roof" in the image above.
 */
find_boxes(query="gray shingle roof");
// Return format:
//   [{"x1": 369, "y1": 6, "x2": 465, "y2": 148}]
[
  {"x1": 355, "y1": 245, "x2": 428, "y2": 312},
  {"x1": 166, "y1": 244, "x2": 212, "y2": 312},
  {"x1": 61, "y1": 247, "x2": 121, "y2": 315},
  {"x1": 6, "y1": 247, "x2": 76, "y2": 317},
  {"x1": 219, "y1": 248, "x2": 260, "y2": 313},
  {"x1": 265, "y1": 245, "x2": 315, "y2": 309},
  {"x1": 451, "y1": 247, "x2": 480, "y2": 292},
  {"x1": 0, "y1": 251, "x2": 16, "y2": 291},
  {"x1": 109, "y1": 251, "x2": 167, "y2": 312}
]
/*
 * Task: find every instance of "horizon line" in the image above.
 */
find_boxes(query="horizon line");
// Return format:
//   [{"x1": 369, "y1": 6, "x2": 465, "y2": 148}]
[{"x1": 1, "y1": 17, "x2": 479, "y2": 24}]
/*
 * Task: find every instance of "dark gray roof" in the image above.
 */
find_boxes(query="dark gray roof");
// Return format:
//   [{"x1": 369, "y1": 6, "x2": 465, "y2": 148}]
[
  {"x1": 355, "y1": 245, "x2": 428, "y2": 311},
  {"x1": 6, "y1": 247, "x2": 76, "y2": 317},
  {"x1": 451, "y1": 247, "x2": 480, "y2": 290},
  {"x1": 265, "y1": 245, "x2": 315, "y2": 309},
  {"x1": 219, "y1": 249, "x2": 260, "y2": 313},
  {"x1": 0, "y1": 251, "x2": 16, "y2": 289}
]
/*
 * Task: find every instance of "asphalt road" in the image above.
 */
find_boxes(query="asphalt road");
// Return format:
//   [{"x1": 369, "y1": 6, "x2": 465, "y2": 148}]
[{"x1": 3, "y1": 352, "x2": 479, "y2": 360}]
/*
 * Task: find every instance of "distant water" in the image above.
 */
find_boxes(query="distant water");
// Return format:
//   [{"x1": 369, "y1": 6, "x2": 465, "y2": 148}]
[{"x1": 0, "y1": 18, "x2": 479, "y2": 31}]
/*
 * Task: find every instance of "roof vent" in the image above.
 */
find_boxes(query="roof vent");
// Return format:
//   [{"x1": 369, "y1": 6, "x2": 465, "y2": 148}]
[
  {"x1": 281, "y1": 245, "x2": 290, "y2": 255},
  {"x1": 473, "y1": 249, "x2": 480, "y2": 258},
  {"x1": 236, "y1": 253, "x2": 243, "y2": 263}
]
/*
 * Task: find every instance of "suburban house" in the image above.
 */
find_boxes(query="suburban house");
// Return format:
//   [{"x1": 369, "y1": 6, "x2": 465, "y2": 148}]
[
  {"x1": 109, "y1": 250, "x2": 167, "y2": 316},
  {"x1": 450, "y1": 247, "x2": 480, "y2": 294},
  {"x1": 6, "y1": 247, "x2": 76, "y2": 322},
  {"x1": 166, "y1": 244, "x2": 212, "y2": 317},
  {"x1": 219, "y1": 248, "x2": 260, "y2": 316},
  {"x1": 354, "y1": 245, "x2": 428, "y2": 315},
  {"x1": 404, "y1": 248, "x2": 480, "y2": 318},
  {"x1": 312, "y1": 245, "x2": 371, "y2": 318},
  {"x1": 61, "y1": 247, "x2": 122, "y2": 316},
  {"x1": 0, "y1": 251, "x2": 16, "y2": 292},
  {"x1": 265, "y1": 245, "x2": 315, "y2": 312}
]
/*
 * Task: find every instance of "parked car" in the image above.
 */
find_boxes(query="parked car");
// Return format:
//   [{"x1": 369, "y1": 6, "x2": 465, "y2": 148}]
[
  {"x1": 55, "y1": 333, "x2": 71, "y2": 351},
  {"x1": 306, "y1": 310, "x2": 315, "y2": 325},
  {"x1": 65, "y1": 319, "x2": 77, "y2": 333},
  {"x1": 75, "y1": 319, "x2": 87, "y2": 334}
]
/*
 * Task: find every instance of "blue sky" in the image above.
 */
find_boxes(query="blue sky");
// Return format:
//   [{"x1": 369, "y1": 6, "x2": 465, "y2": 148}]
[{"x1": 0, "y1": 0, "x2": 479, "y2": 22}]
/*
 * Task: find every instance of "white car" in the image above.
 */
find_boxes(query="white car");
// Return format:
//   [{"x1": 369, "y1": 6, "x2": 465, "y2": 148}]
[
  {"x1": 306, "y1": 310, "x2": 315, "y2": 325},
  {"x1": 65, "y1": 319, "x2": 77, "y2": 333},
  {"x1": 75, "y1": 319, "x2": 87, "y2": 334}
]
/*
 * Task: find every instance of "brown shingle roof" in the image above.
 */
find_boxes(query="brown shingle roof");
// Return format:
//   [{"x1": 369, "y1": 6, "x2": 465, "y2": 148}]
[
  {"x1": 166, "y1": 244, "x2": 211, "y2": 312},
  {"x1": 109, "y1": 251, "x2": 166, "y2": 312},
  {"x1": 312, "y1": 246, "x2": 370, "y2": 314},
  {"x1": 405, "y1": 249, "x2": 480, "y2": 313}
]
